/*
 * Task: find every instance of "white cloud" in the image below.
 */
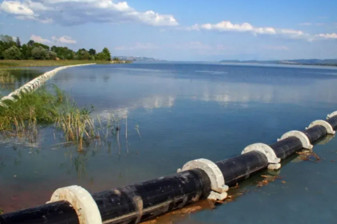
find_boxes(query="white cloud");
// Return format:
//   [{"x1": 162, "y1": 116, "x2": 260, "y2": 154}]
[
  {"x1": 191, "y1": 21, "x2": 276, "y2": 35},
  {"x1": 52, "y1": 35, "x2": 77, "y2": 44},
  {"x1": 30, "y1": 34, "x2": 51, "y2": 44},
  {"x1": 30, "y1": 34, "x2": 77, "y2": 45},
  {"x1": 316, "y1": 33, "x2": 337, "y2": 40},
  {"x1": 0, "y1": 0, "x2": 34, "y2": 16},
  {"x1": 190, "y1": 20, "x2": 313, "y2": 40},
  {"x1": 0, "y1": 0, "x2": 178, "y2": 26}
]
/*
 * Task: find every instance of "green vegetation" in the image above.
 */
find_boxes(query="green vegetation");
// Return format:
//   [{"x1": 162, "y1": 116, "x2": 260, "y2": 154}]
[
  {"x1": 0, "y1": 34, "x2": 113, "y2": 62},
  {"x1": 0, "y1": 85, "x2": 120, "y2": 151},
  {"x1": 56, "y1": 107, "x2": 96, "y2": 151},
  {"x1": 0, "y1": 86, "x2": 64, "y2": 142},
  {"x1": 0, "y1": 60, "x2": 109, "y2": 68}
]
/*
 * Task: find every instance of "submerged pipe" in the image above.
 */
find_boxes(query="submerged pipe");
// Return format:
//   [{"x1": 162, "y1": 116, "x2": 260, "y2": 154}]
[
  {"x1": 1, "y1": 170, "x2": 211, "y2": 224},
  {"x1": 1, "y1": 112, "x2": 337, "y2": 224}
]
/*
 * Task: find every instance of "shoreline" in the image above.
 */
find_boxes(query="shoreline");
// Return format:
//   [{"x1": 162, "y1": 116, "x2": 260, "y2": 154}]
[{"x1": 0, "y1": 60, "x2": 126, "y2": 68}]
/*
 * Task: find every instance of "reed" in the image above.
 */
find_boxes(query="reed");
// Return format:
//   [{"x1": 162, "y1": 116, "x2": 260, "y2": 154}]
[
  {"x1": 0, "y1": 85, "x2": 127, "y2": 152},
  {"x1": 0, "y1": 86, "x2": 62, "y2": 141},
  {"x1": 55, "y1": 106, "x2": 96, "y2": 152}
]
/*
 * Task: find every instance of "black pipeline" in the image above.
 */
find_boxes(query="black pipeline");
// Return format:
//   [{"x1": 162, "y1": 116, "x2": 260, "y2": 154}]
[{"x1": 1, "y1": 111, "x2": 337, "y2": 224}]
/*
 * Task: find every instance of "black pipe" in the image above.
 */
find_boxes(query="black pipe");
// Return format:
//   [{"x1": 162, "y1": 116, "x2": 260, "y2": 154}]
[
  {"x1": 327, "y1": 115, "x2": 337, "y2": 130},
  {"x1": 0, "y1": 201, "x2": 79, "y2": 224},
  {"x1": 1, "y1": 116, "x2": 336, "y2": 223},
  {"x1": 1, "y1": 169, "x2": 211, "y2": 224},
  {"x1": 216, "y1": 151, "x2": 268, "y2": 186},
  {"x1": 270, "y1": 137, "x2": 303, "y2": 160},
  {"x1": 94, "y1": 169, "x2": 211, "y2": 224},
  {"x1": 303, "y1": 125, "x2": 327, "y2": 143}
]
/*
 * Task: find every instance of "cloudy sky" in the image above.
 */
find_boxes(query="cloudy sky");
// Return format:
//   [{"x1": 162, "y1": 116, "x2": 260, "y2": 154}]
[{"x1": 1, "y1": 0, "x2": 337, "y2": 61}]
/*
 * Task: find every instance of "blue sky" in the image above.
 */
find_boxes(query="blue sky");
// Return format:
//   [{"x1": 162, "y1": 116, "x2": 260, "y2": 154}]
[{"x1": 1, "y1": 0, "x2": 337, "y2": 61}]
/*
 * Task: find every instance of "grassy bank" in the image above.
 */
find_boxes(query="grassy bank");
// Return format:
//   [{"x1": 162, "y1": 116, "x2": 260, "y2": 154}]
[
  {"x1": 0, "y1": 86, "x2": 65, "y2": 141},
  {"x1": 0, "y1": 86, "x2": 119, "y2": 151},
  {"x1": 0, "y1": 60, "x2": 112, "y2": 68}
]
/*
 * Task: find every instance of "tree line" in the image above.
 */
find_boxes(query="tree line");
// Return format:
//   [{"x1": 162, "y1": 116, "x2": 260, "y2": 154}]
[{"x1": 0, "y1": 35, "x2": 111, "y2": 61}]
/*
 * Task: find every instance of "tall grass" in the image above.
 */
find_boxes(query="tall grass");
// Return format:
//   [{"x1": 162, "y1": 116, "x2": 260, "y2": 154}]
[
  {"x1": 56, "y1": 107, "x2": 96, "y2": 151},
  {"x1": 0, "y1": 86, "x2": 63, "y2": 142},
  {"x1": 0, "y1": 85, "x2": 129, "y2": 152}
]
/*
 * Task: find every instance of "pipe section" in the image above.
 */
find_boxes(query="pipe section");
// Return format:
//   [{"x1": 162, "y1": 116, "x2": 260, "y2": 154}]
[
  {"x1": 303, "y1": 125, "x2": 327, "y2": 143},
  {"x1": 271, "y1": 137, "x2": 303, "y2": 160},
  {"x1": 93, "y1": 169, "x2": 211, "y2": 224},
  {"x1": 216, "y1": 151, "x2": 269, "y2": 186},
  {"x1": 0, "y1": 201, "x2": 79, "y2": 224}
]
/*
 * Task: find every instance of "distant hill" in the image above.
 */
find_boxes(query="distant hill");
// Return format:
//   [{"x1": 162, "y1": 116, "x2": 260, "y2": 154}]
[
  {"x1": 220, "y1": 59, "x2": 337, "y2": 66},
  {"x1": 114, "y1": 56, "x2": 165, "y2": 62}
]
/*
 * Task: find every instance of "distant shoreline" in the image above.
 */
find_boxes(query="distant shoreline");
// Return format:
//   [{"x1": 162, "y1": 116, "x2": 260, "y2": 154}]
[
  {"x1": 220, "y1": 59, "x2": 337, "y2": 67},
  {"x1": 0, "y1": 59, "x2": 129, "y2": 68}
]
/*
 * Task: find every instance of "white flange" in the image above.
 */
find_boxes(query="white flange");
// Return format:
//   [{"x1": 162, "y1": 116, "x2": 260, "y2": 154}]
[
  {"x1": 278, "y1": 130, "x2": 313, "y2": 150},
  {"x1": 327, "y1": 111, "x2": 337, "y2": 119},
  {"x1": 307, "y1": 120, "x2": 335, "y2": 135},
  {"x1": 48, "y1": 185, "x2": 102, "y2": 224},
  {"x1": 1, "y1": 95, "x2": 16, "y2": 102},
  {"x1": 178, "y1": 158, "x2": 228, "y2": 200},
  {"x1": 242, "y1": 143, "x2": 281, "y2": 170}
]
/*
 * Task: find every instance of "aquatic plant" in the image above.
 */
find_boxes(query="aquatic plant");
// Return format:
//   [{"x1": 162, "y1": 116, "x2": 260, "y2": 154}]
[
  {"x1": 0, "y1": 84, "x2": 132, "y2": 152},
  {"x1": 55, "y1": 106, "x2": 96, "y2": 151},
  {"x1": 0, "y1": 86, "x2": 63, "y2": 142}
]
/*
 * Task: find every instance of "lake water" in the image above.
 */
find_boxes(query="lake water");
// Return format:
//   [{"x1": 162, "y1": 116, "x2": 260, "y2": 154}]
[{"x1": 1, "y1": 63, "x2": 337, "y2": 223}]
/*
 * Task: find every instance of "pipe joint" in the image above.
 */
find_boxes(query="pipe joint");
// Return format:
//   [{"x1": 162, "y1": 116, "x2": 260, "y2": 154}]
[
  {"x1": 278, "y1": 130, "x2": 313, "y2": 150},
  {"x1": 307, "y1": 120, "x2": 335, "y2": 135},
  {"x1": 327, "y1": 111, "x2": 337, "y2": 119},
  {"x1": 178, "y1": 158, "x2": 228, "y2": 201},
  {"x1": 242, "y1": 143, "x2": 281, "y2": 170},
  {"x1": 48, "y1": 185, "x2": 102, "y2": 224}
]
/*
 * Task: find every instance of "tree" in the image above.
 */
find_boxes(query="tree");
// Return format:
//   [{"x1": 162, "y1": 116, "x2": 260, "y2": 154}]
[
  {"x1": 51, "y1": 46, "x2": 75, "y2": 60},
  {"x1": 20, "y1": 44, "x2": 32, "y2": 59},
  {"x1": 76, "y1": 48, "x2": 90, "y2": 60},
  {"x1": 96, "y1": 47, "x2": 111, "y2": 61},
  {"x1": 88, "y1": 48, "x2": 96, "y2": 56},
  {"x1": 27, "y1": 40, "x2": 35, "y2": 47},
  {"x1": 31, "y1": 46, "x2": 49, "y2": 60},
  {"x1": 16, "y1": 37, "x2": 21, "y2": 48},
  {"x1": 3, "y1": 46, "x2": 22, "y2": 59},
  {"x1": 0, "y1": 35, "x2": 16, "y2": 59},
  {"x1": 49, "y1": 51, "x2": 57, "y2": 60},
  {"x1": 102, "y1": 47, "x2": 111, "y2": 61}
]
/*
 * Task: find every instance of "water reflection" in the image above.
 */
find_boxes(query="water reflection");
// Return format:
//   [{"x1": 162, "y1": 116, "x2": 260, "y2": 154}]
[
  {"x1": 0, "y1": 69, "x2": 43, "y2": 96},
  {"x1": 52, "y1": 64, "x2": 337, "y2": 116}
]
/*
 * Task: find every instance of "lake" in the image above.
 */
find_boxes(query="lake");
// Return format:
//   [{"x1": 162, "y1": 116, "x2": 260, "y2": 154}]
[{"x1": 1, "y1": 63, "x2": 337, "y2": 223}]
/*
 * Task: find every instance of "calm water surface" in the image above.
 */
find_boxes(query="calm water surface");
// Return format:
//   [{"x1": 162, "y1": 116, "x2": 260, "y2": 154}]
[
  {"x1": 0, "y1": 68, "x2": 49, "y2": 96},
  {"x1": 1, "y1": 63, "x2": 337, "y2": 223}
]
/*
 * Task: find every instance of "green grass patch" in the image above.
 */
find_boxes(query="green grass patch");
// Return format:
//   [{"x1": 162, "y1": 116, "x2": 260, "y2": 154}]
[
  {"x1": 0, "y1": 86, "x2": 120, "y2": 151},
  {"x1": 0, "y1": 86, "x2": 65, "y2": 142},
  {"x1": 0, "y1": 60, "x2": 111, "y2": 68}
]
